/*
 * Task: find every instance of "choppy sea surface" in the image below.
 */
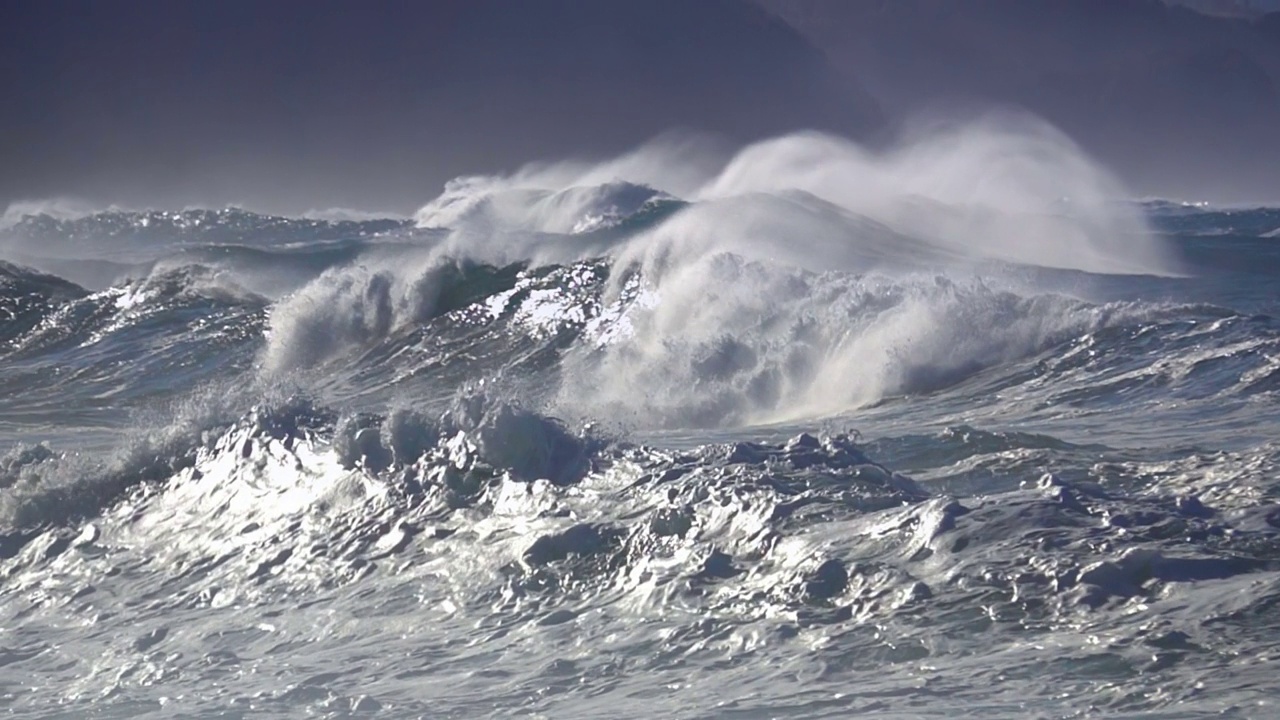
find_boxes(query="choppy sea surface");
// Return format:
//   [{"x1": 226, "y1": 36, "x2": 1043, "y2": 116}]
[{"x1": 2, "y1": 135, "x2": 1280, "y2": 718}]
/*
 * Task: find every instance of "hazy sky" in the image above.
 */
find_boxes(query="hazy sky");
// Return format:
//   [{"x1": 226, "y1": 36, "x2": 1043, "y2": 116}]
[
  {"x1": 767, "y1": 0, "x2": 1280, "y2": 203},
  {"x1": 0, "y1": 0, "x2": 877, "y2": 215},
  {"x1": 1169, "y1": 0, "x2": 1280, "y2": 16},
  {"x1": 2, "y1": 0, "x2": 1277, "y2": 213}
]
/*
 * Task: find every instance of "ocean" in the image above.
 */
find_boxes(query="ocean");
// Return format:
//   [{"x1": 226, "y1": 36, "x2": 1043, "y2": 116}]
[{"x1": 2, "y1": 130, "x2": 1279, "y2": 718}]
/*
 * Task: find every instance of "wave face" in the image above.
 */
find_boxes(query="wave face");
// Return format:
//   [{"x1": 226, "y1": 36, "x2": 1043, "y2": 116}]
[{"x1": 3, "y1": 129, "x2": 1280, "y2": 718}]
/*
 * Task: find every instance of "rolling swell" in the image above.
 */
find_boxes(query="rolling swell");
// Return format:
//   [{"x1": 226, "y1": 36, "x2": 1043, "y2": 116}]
[
  {"x1": 0, "y1": 213, "x2": 1270, "y2": 463},
  {"x1": 0, "y1": 265, "x2": 266, "y2": 429},
  {"x1": 2, "y1": 207, "x2": 407, "y2": 255},
  {"x1": 2, "y1": 227, "x2": 1269, "y2": 536},
  {"x1": 1, "y1": 261, "x2": 88, "y2": 351},
  {"x1": 1, "y1": 212, "x2": 1271, "y2": 443}
]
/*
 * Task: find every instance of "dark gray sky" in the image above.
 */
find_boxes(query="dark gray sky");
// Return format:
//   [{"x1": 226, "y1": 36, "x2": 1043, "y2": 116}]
[
  {"x1": 0, "y1": 0, "x2": 878, "y2": 215},
  {"x1": 2, "y1": 0, "x2": 1278, "y2": 214}
]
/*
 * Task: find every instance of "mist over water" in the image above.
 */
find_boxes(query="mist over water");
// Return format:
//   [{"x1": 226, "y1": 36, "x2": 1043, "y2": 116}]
[
  {"x1": 301, "y1": 119, "x2": 1170, "y2": 428},
  {"x1": 5, "y1": 122, "x2": 1181, "y2": 428},
  {"x1": 415, "y1": 117, "x2": 1172, "y2": 275}
]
